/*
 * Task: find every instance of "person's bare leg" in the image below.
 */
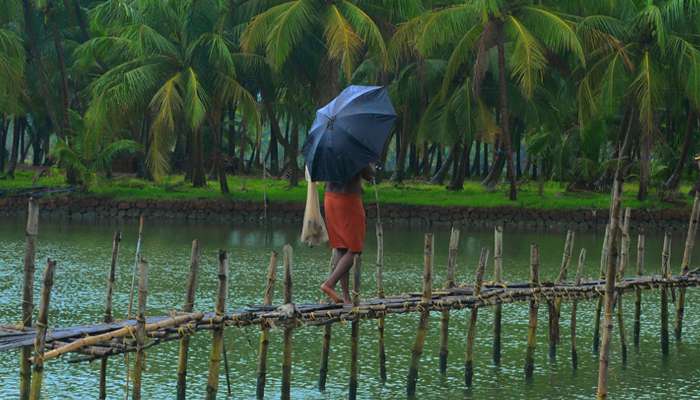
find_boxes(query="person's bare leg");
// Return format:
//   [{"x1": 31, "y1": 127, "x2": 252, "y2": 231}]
[
  {"x1": 321, "y1": 249, "x2": 348, "y2": 303},
  {"x1": 321, "y1": 251, "x2": 354, "y2": 303}
]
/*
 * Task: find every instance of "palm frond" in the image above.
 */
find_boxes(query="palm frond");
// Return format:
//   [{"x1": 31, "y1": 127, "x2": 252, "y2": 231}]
[
  {"x1": 265, "y1": 0, "x2": 318, "y2": 71},
  {"x1": 521, "y1": 6, "x2": 585, "y2": 65},
  {"x1": 506, "y1": 16, "x2": 547, "y2": 99},
  {"x1": 324, "y1": 5, "x2": 362, "y2": 80},
  {"x1": 148, "y1": 72, "x2": 184, "y2": 180},
  {"x1": 338, "y1": 1, "x2": 389, "y2": 68}
]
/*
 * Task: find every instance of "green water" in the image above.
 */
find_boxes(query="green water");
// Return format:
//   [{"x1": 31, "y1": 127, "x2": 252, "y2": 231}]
[{"x1": 0, "y1": 217, "x2": 699, "y2": 399}]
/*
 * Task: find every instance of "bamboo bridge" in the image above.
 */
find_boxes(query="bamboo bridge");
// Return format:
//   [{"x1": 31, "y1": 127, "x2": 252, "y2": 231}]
[{"x1": 3, "y1": 193, "x2": 700, "y2": 399}]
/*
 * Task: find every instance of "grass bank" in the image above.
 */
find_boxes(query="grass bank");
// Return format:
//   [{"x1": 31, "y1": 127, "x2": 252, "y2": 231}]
[{"x1": 0, "y1": 170, "x2": 692, "y2": 210}]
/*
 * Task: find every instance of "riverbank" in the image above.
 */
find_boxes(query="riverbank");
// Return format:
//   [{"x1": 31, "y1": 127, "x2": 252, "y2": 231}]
[{"x1": 0, "y1": 171, "x2": 695, "y2": 232}]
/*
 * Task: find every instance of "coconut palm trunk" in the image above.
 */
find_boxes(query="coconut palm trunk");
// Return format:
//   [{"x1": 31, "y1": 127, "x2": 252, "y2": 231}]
[
  {"x1": 191, "y1": 129, "x2": 207, "y2": 187},
  {"x1": 496, "y1": 22, "x2": 517, "y2": 200},
  {"x1": 664, "y1": 111, "x2": 696, "y2": 194}
]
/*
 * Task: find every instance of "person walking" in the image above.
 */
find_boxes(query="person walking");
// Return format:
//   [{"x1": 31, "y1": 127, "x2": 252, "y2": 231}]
[{"x1": 320, "y1": 166, "x2": 374, "y2": 303}]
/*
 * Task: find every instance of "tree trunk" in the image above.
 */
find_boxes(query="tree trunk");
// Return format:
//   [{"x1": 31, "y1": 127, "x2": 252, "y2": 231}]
[
  {"x1": 32, "y1": 124, "x2": 43, "y2": 166},
  {"x1": 482, "y1": 141, "x2": 504, "y2": 187},
  {"x1": 45, "y1": 0, "x2": 71, "y2": 139},
  {"x1": 209, "y1": 111, "x2": 229, "y2": 194},
  {"x1": 227, "y1": 106, "x2": 237, "y2": 160},
  {"x1": 6, "y1": 117, "x2": 24, "y2": 177},
  {"x1": 69, "y1": 0, "x2": 89, "y2": 41},
  {"x1": 431, "y1": 143, "x2": 457, "y2": 185},
  {"x1": 638, "y1": 126, "x2": 652, "y2": 200},
  {"x1": 239, "y1": 121, "x2": 247, "y2": 174},
  {"x1": 434, "y1": 145, "x2": 443, "y2": 176},
  {"x1": 472, "y1": 140, "x2": 481, "y2": 175},
  {"x1": 422, "y1": 143, "x2": 431, "y2": 179},
  {"x1": 0, "y1": 118, "x2": 7, "y2": 171},
  {"x1": 408, "y1": 143, "x2": 418, "y2": 177},
  {"x1": 191, "y1": 129, "x2": 207, "y2": 187},
  {"x1": 482, "y1": 142, "x2": 489, "y2": 176},
  {"x1": 495, "y1": 22, "x2": 517, "y2": 200},
  {"x1": 392, "y1": 115, "x2": 409, "y2": 183},
  {"x1": 664, "y1": 110, "x2": 696, "y2": 194},
  {"x1": 448, "y1": 141, "x2": 469, "y2": 191},
  {"x1": 287, "y1": 121, "x2": 299, "y2": 187}
]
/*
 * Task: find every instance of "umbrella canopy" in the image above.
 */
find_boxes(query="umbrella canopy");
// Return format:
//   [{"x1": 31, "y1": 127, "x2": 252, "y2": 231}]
[{"x1": 302, "y1": 85, "x2": 397, "y2": 183}]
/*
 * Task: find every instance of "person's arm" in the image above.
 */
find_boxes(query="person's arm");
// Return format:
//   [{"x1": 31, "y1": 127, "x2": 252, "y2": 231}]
[{"x1": 360, "y1": 164, "x2": 376, "y2": 181}]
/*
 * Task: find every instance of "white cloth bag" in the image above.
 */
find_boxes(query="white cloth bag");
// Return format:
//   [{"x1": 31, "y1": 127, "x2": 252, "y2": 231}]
[{"x1": 300, "y1": 167, "x2": 328, "y2": 246}]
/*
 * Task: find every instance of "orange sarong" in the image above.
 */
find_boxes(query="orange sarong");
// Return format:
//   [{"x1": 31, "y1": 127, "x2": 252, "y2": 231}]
[{"x1": 324, "y1": 192, "x2": 366, "y2": 253}]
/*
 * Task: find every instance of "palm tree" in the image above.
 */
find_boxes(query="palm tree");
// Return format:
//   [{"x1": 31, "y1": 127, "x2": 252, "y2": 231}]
[
  {"x1": 579, "y1": 0, "x2": 700, "y2": 200},
  {"x1": 396, "y1": 0, "x2": 585, "y2": 200},
  {"x1": 241, "y1": 0, "x2": 389, "y2": 106},
  {"x1": 81, "y1": 0, "x2": 260, "y2": 192}
]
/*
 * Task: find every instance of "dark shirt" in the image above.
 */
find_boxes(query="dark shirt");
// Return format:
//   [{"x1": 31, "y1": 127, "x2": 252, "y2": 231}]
[{"x1": 326, "y1": 166, "x2": 375, "y2": 195}]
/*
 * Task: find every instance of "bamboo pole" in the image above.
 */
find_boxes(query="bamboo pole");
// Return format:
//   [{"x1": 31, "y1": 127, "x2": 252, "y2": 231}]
[
  {"x1": 100, "y1": 232, "x2": 122, "y2": 400},
  {"x1": 571, "y1": 248, "x2": 586, "y2": 370},
  {"x1": 318, "y1": 250, "x2": 337, "y2": 391},
  {"x1": 616, "y1": 208, "x2": 631, "y2": 364},
  {"x1": 465, "y1": 248, "x2": 489, "y2": 387},
  {"x1": 349, "y1": 254, "x2": 362, "y2": 400},
  {"x1": 132, "y1": 258, "x2": 148, "y2": 400},
  {"x1": 255, "y1": 251, "x2": 278, "y2": 399},
  {"x1": 28, "y1": 259, "x2": 56, "y2": 400},
  {"x1": 550, "y1": 229, "x2": 575, "y2": 360},
  {"x1": 176, "y1": 240, "x2": 201, "y2": 400},
  {"x1": 492, "y1": 226, "x2": 503, "y2": 366},
  {"x1": 596, "y1": 175, "x2": 624, "y2": 400},
  {"x1": 124, "y1": 215, "x2": 144, "y2": 398},
  {"x1": 661, "y1": 233, "x2": 671, "y2": 355},
  {"x1": 281, "y1": 245, "x2": 294, "y2": 400},
  {"x1": 407, "y1": 233, "x2": 434, "y2": 397},
  {"x1": 376, "y1": 223, "x2": 387, "y2": 382},
  {"x1": 206, "y1": 251, "x2": 229, "y2": 400},
  {"x1": 20, "y1": 198, "x2": 39, "y2": 400},
  {"x1": 633, "y1": 233, "x2": 645, "y2": 349},
  {"x1": 439, "y1": 227, "x2": 459, "y2": 374},
  {"x1": 675, "y1": 192, "x2": 700, "y2": 340},
  {"x1": 524, "y1": 245, "x2": 540, "y2": 380},
  {"x1": 593, "y1": 224, "x2": 610, "y2": 354}
]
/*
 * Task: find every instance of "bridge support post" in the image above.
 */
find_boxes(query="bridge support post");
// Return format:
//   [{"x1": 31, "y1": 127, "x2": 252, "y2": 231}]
[
  {"x1": 206, "y1": 251, "x2": 229, "y2": 400},
  {"x1": 100, "y1": 232, "x2": 122, "y2": 400},
  {"x1": 376, "y1": 223, "x2": 387, "y2": 383},
  {"x1": 616, "y1": 209, "x2": 631, "y2": 365},
  {"x1": 492, "y1": 226, "x2": 503, "y2": 366},
  {"x1": 661, "y1": 234, "x2": 671, "y2": 355},
  {"x1": 439, "y1": 227, "x2": 459, "y2": 375},
  {"x1": 571, "y1": 249, "x2": 586, "y2": 370},
  {"x1": 176, "y1": 240, "x2": 201, "y2": 400},
  {"x1": 634, "y1": 233, "x2": 645, "y2": 349},
  {"x1": 132, "y1": 258, "x2": 149, "y2": 400},
  {"x1": 319, "y1": 250, "x2": 337, "y2": 391},
  {"x1": 255, "y1": 251, "x2": 278, "y2": 399},
  {"x1": 593, "y1": 224, "x2": 610, "y2": 354},
  {"x1": 281, "y1": 245, "x2": 294, "y2": 400},
  {"x1": 349, "y1": 254, "x2": 362, "y2": 400},
  {"x1": 676, "y1": 192, "x2": 700, "y2": 341},
  {"x1": 407, "y1": 233, "x2": 434, "y2": 397},
  {"x1": 20, "y1": 198, "x2": 39, "y2": 400},
  {"x1": 28, "y1": 258, "x2": 56, "y2": 400},
  {"x1": 524, "y1": 245, "x2": 540, "y2": 380},
  {"x1": 465, "y1": 248, "x2": 488, "y2": 387},
  {"x1": 550, "y1": 230, "x2": 575, "y2": 361}
]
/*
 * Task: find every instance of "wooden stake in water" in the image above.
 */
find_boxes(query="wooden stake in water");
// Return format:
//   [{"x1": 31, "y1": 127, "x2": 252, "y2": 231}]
[
  {"x1": 176, "y1": 240, "x2": 201, "y2": 400},
  {"x1": 319, "y1": 250, "x2": 337, "y2": 391},
  {"x1": 524, "y1": 245, "x2": 540, "y2": 380},
  {"x1": 407, "y1": 233, "x2": 434, "y2": 397},
  {"x1": 439, "y1": 227, "x2": 459, "y2": 374},
  {"x1": 28, "y1": 259, "x2": 56, "y2": 400},
  {"x1": 676, "y1": 192, "x2": 700, "y2": 340},
  {"x1": 100, "y1": 232, "x2": 122, "y2": 400},
  {"x1": 597, "y1": 176, "x2": 623, "y2": 400},
  {"x1": 593, "y1": 224, "x2": 610, "y2": 354},
  {"x1": 633, "y1": 233, "x2": 645, "y2": 349},
  {"x1": 465, "y1": 248, "x2": 489, "y2": 387},
  {"x1": 375, "y1": 223, "x2": 387, "y2": 382},
  {"x1": 132, "y1": 258, "x2": 148, "y2": 400},
  {"x1": 206, "y1": 251, "x2": 229, "y2": 400},
  {"x1": 281, "y1": 245, "x2": 294, "y2": 400},
  {"x1": 571, "y1": 248, "x2": 586, "y2": 370},
  {"x1": 492, "y1": 226, "x2": 503, "y2": 366},
  {"x1": 20, "y1": 198, "x2": 39, "y2": 400},
  {"x1": 349, "y1": 254, "x2": 362, "y2": 400},
  {"x1": 550, "y1": 230, "x2": 575, "y2": 360},
  {"x1": 616, "y1": 208, "x2": 631, "y2": 364},
  {"x1": 661, "y1": 233, "x2": 671, "y2": 355},
  {"x1": 124, "y1": 216, "x2": 144, "y2": 399},
  {"x1": 256, "y1": 252, "x2": 277, "y2": 399}
]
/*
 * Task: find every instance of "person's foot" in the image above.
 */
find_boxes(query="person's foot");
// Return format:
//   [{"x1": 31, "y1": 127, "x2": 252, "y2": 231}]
[{"x1": 320, "y1": 284, "x2": 343, "y2": 304}]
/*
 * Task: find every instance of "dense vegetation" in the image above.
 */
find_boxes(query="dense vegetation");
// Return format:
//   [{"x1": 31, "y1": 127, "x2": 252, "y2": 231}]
[{"x1": 1, "y1": 0, "x2": 699, "y2": 203}]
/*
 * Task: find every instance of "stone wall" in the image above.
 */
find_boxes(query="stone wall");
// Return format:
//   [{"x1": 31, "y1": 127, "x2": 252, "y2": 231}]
[{"x1": 0, "y1": 195, "x2": 693, "y2": 232}]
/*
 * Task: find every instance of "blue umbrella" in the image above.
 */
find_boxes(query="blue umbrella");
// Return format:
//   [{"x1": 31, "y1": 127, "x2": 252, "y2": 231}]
[{"x1": 302, "y1": 85, "x2": 397, "y2": 183}]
